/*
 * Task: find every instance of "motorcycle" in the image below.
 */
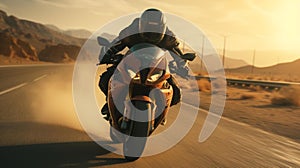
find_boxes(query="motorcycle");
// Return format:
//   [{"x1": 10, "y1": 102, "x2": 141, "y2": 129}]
[{"x1": 97, "y1": 36, "x2": 195, "y2": 161}]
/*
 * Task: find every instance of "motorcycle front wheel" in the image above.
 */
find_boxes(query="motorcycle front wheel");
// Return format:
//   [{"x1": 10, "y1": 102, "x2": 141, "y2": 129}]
[
  {"x1": 109, "y1": 126, "x2": 121, "y2": 143},
  {"x1": 123, "y1": 101, "x2": 151, "y2": 161}
]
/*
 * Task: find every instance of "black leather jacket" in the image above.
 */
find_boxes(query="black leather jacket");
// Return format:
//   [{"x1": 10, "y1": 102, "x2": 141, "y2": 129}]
[{"x1": 100, "y1": 18, "x2": 184, "y2": 64}]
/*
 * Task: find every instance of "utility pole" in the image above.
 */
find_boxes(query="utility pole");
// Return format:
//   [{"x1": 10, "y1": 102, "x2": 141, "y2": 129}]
[
  {"x1": 276, "y1": 55, "x2": 280, "y2": 75},
  {"x1": 251, "y1": 49, "x2": 256, "y2": 74},
  {"x1": 222, "y1": 36, "x2": 227, "y2": 67},
  {"x1": 201, "y1": 35, "x2": 205, "y2": 72}
]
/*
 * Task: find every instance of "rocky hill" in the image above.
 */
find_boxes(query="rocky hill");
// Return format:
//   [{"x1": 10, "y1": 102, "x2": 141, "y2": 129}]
[
  {"x1": 38, "y1": 44, "x2": 80, "y2": 63},
  {"x1": 0, "y1": 10, "x2": 85, "y2": 63},
  {"x1": 0, "y1": 31, "x2": 38, "y2": 61},
  {"x1": 46, "y1": 24, "x2": 92, "y2": 39}
]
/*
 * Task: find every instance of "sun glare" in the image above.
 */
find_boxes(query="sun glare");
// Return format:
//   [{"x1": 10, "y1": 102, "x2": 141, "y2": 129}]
[{"x1": 272, "y1": 1, "x2": 300, "y2": 50}]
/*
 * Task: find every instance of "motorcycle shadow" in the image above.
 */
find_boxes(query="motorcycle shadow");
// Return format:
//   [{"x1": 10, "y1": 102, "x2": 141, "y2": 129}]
[
  {"x1": 0, "y1": 122, "x2": 128, "y2": 168},
  {"x1": 0, "y1": 141, "x2": 128, "y2": 167}
]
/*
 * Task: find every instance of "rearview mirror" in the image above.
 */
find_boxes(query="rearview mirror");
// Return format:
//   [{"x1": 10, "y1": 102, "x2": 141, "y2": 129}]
[
  {"x1": 181, "y1": 53, "x2": 196, "y2": 61},
  {"x1": 97, "y1": 36, "x2": 110, "y2": 46}
]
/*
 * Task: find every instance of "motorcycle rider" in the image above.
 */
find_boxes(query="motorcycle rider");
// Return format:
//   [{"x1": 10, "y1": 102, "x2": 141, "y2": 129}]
[{"x1": 99, "y1": 8, "x2": 190, "y2": 120}]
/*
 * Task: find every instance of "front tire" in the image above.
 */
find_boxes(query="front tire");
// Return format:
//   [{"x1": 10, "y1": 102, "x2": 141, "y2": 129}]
[
  {"x1": 110, "y1": 126, "x2": 121, "y2": 143},
  {"x1": 123, "y1": 101, "x2": 151, "y2": 161}
]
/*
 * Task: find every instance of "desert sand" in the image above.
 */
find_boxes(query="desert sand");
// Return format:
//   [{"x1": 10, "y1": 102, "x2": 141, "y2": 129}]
[{"x1": 198, "y1": 85, "x2": 300, "y2": 142}]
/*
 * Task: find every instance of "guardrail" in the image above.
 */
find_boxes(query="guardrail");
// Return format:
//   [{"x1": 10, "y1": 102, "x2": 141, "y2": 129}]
[{"x1": 195, "y1": 76, "x2": 300, "y2": 90}]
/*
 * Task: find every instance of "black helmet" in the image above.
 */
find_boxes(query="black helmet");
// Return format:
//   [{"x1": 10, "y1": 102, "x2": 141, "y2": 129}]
[{"x1": 139, "y1": 8, "x2": 166, "y2": 44}]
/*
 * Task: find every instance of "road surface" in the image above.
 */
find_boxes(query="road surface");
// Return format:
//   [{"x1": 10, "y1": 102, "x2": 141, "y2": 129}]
[{"x1": 0, "y1": 64, "x2": 299, "y2": 167}]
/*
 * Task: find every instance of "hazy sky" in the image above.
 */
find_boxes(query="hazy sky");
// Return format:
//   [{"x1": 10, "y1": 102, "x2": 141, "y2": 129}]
[{"x1": 0, "y1": 0, "x2": 299, "y2": 66}]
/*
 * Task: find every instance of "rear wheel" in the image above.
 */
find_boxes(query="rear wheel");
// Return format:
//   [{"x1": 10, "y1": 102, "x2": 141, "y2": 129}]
[{"x1": 123, "y1": 101, "x2": 151, "y2": 161}]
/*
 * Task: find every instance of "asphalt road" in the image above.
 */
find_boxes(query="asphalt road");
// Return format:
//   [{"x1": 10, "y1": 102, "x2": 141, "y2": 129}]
[{"x1": 0, "y1": 64, "x2": 299, "y2": 168}]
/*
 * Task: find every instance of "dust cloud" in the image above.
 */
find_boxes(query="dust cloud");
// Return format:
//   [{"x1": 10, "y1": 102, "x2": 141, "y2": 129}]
[
  {"x1": 29, "y1": 71, "x2": 83, "y2": 131},
  {"x1": 271, "y1": 85, "x2": 300, "y2": 106}
]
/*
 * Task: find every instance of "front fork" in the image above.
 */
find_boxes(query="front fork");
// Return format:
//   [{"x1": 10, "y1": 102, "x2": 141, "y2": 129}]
[{"x1": 121, "y1": 99, "x2": 156, "y2": 131}]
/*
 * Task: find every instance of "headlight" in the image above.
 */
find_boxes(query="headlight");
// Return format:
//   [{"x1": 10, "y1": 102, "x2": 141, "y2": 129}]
[
  {"x1": 128, "y1": 69, "x2": 140, "y2": 80},
  {"x1": 147, "y1": 70, "x2": 164, "y2": 83}
]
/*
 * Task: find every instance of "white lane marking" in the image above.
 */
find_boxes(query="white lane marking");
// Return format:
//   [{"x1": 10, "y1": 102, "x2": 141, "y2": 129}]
[
  {"x1": 0, "y1": 83, "x2": 28, "y2": 96},
  {"x1": 0, "y1": 74, "x2": 48, "y2": 96},
  {"x1": 33, "y1": 74, "x2": 47, "y2": 82},
  {"x1": 183, "y1": 102, "x2": 249, "y2": 128},
  {"x1": 0, "y1": 64, "x2": 70, "y2": 68},
  {"x1": 183, "y1": 102, "x2": 300, "y2": 145}
]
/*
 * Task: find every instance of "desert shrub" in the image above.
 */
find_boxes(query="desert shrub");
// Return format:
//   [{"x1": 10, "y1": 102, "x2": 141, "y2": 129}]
[
  {"x1": 240, "y1": 93, "x2": 256, "y2": 100},
  {"x1": 197, "y1": 79, "x2": 211, "y2": 92},
  {"x1": 271, "y1": 85, "x2": 300, "y2": 106}
]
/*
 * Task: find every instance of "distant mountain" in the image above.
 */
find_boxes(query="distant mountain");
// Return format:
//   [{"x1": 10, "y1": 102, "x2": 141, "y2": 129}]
[
  {"x1": 44, "y1": 24, "x2": 61, "y2": 32},
  {"x1": 46, "y1": 24, "x2": 92, "y2": 39},
  {"x1": 0, "y1": 10, "x2": 85, "y2": 63},
  {"x1": 188, "y1": 53, "x2": 249, "y2": 74},
  {"x1": 228, "y1": 59, "x2": 300, "y2": 77},
  {"x1": 64, "y1": 29, "x2": 92, "y2": 39},
  {"x1": 224, "y1": 50, "x2": 300, "y2": 67},
  {"x1": 223, "y1": 57, "x2": 248, "y2": 69}
]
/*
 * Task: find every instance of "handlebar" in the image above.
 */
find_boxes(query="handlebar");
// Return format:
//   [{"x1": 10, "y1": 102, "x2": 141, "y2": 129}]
[{"x1": 169, "y1": 60, "x2": 190, "y2": 79}]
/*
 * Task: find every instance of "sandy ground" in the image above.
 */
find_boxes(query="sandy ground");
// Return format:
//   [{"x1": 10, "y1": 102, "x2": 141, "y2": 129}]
[
  {"x1": 198, "y1": 86, "x2": 300, "y2": 143},
  {"x1": 226, "y1": 72, "x2": 300, "y2": 83}
]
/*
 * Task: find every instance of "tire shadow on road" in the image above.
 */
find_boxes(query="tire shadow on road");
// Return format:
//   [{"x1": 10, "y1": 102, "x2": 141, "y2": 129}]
[
  {"x1": 0, "y1": 141, "x2": 127, "y2": 167},
  {"x1": 0, "y1": 121, "x2": 128, "y2": 167}
]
